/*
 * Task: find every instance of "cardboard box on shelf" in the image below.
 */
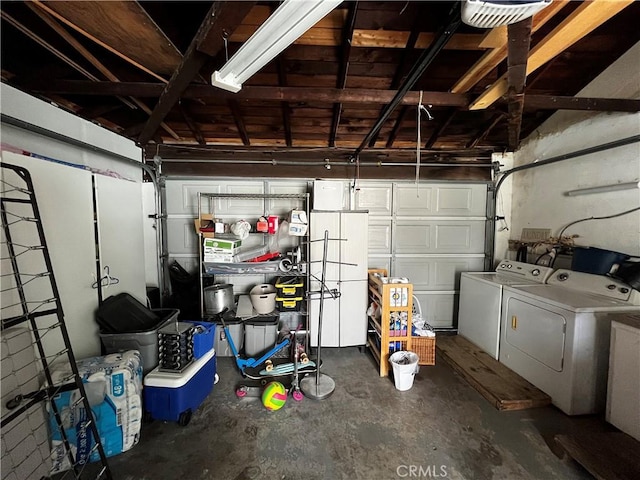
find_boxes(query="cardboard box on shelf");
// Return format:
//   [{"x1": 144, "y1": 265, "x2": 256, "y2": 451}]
[
  {"x1": 202, "y1": 237, "x2": 242, "y2": 251},
  {"x1": 203, "y1": 253, "x2": 238, "y2": 263},
  {"x1": 194, "y1": 214, "x2": 215, "y2": 238}
]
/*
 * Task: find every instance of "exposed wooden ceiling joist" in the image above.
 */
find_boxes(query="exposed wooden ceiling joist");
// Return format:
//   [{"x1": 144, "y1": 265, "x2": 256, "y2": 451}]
[
  {"x1": 506, "y1": 18, "x2": 533, "y2": 150},
  {"x1": 425, "y1": 108, "x2": 457, "y2": 149},
  {"x1": 470, "y1": 0, "x2": 634, "y2": 110},
  {"x1": 1, "y1": 11, "x2": 99, "y2": 83},
  {"x1": 24, "y1": 3, "x2": 182, "y2": 140},
  {"x1": 356, "y1": 3, "x2": 463, "y2": 156},
  {"x1": 276, "y1": 59, "x2": 293, "y2": 147},
  {"x1": 385, "y1": 106, "x2": 410, "y2": 149},
  {"x1": 466, "y1": 113, "x2": 505, "y2": 149},
  {"x1": 34, "y1": 80, "x2": 640, "y2": 113},
  {"x1": 451, "y1": 0, "x2": 569, "y2": 94},
  {"x1": 37, "y1": 81, "x2": 470, "y2": 106},
  {"x1": 368, "y1": 4, "x2": 423, "y2": 148},
  {"x1": 31, "y1": 0, "x2": 187, "y2": 78},
  {"x1": 523, "y1": 95, "x2": 640, "y2": 112},
  {"x1": 179, "y1": 102, "x2": 205, "y2": 146},
  {"x1": 227, "y1": 99, "x2": 250, "y2": 146},
  {"x1": 137, "y1": 1, "x2": 255, "y2": 145},
  {"x1": 330, "y1": 1, "x2": 358, "y2": 147}
]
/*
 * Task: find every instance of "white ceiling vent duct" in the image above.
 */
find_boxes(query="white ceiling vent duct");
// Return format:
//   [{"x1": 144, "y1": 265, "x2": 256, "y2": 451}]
[{"x1": 461, "y1": 0, "x2": 552, "y2": 29}]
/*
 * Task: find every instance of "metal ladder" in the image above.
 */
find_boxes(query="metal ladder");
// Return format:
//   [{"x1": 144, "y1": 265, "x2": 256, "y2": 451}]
[{"x1": 1, "y1": 162, "x2": 112, "y2": 479}]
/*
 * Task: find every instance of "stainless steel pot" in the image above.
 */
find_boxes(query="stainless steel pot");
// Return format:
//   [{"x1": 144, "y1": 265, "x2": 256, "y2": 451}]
[{"x1": 204, "y1": 284, "x2": 235, "y2": 314}]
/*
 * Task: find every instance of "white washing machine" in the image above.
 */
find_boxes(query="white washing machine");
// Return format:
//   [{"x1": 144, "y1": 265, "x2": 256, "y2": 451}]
[
  {"x1": 500, "y1": 269, "x2": 640, "y2": 415},
  {"x1": 458, "y1": 260, "x2": 555, "y2": 359}
]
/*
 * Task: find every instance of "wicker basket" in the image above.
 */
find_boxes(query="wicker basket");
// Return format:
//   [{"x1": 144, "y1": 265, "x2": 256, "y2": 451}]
[{"x1": 412, "y1": 336, "x2": 436, "y2": 365}]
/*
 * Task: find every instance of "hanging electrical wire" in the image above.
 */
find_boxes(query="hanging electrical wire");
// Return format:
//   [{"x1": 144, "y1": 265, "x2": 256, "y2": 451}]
[{"x1": 557, "y1": 205, "x2": 640, "y2": 240}]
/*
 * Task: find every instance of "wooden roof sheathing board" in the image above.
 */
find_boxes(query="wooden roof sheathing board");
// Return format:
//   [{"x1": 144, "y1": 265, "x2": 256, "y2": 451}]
[{"x1": 35, "y1": 0, "x2": 183, "y2": 77}]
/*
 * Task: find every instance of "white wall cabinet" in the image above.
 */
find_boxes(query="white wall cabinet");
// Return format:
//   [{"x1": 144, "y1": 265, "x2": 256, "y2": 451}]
[
  {"x1": 309, "y1": 210, "x2": 368, "y2": 347},
  {"x1": 2, "y1": 152, "x2": 147, "y2": 358}
]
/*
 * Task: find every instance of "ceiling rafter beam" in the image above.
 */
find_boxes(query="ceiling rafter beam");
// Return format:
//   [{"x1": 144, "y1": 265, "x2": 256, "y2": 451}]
[
  {"x1": 466, "y1": 113, "x2": 505, "y2": 149},
  {"x1": 424, "y1": 108, "x2": 457, "y2": 149},
  {"x1": 270, "y1": 0, "x2": 293, "y2": 147},
  {"x1": 30, "y1": 0, "x2": 169, "y2": 83},
  {"x1": 368, "y1": 7, "x2": 423, "y2": 149},
  {"x1": 23, "y1": 5, "x2": 133, "y2": 97},
  {"x1": 355, "y1": 2, "x2": 462, "y2": 156},
  {"x1": 138, "y1": 2, "x2": 255, "y2": 145},
  {"x1": 385, "y1": 106, "x2": 410, "y2": 149},
  {"x1": 227, "y1": 100, "x2": 250, "y2": 146},
  {"x1": 33, "y1": 80, "x2": 640, "y2": 113},
  {"x1": 470, "y1": 0, "x2": 634, "y2": 110},
  {"x1": 1, "y1": 12, "x2": 99, "y2": 81},
  {"x1": 179, "y1": 102, "x2": 206, "y2": 145},
  {"x1": 276, "y1": 57, "x2": 293, "y2": 147},
  {"x1": 451, "y1": 0, "x2": 569, "y2": 94},
  {"x1": 524, "y1": 95, "x2": 640, "y2": 112},
  {"x1": 330, "y1": 2, "x2": 358, "y2": 147},
  {"x1": 37, "y1": 81, "x2": 469, "y2": 106},
  {"x1": 22, "y1": 4, "x2": 182, "y2": 140},
  {"x1": 506, "y1": 18, "x2": 533, "y2": 150}
]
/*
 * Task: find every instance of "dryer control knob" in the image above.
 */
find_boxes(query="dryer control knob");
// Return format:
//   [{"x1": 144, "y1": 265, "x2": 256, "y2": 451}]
[
  {"x1": 557, "y1": 273, "x2": 569, "y2": 281},
  {"x1": 619, "y1": 287, "x2": 630, "y2": 294},
  {"x1": 607, "y1": 284, "x2": 617, "y2": 290},
  {"x1": 531, "y1": 269, "x2": 540, "y2": 276}
]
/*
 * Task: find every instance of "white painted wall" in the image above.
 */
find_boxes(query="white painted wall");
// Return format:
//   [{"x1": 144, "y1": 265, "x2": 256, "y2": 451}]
[
  {"x1": 1, "y1": 85, "x2": 153, "y2": 359},
  {"x1": 1, "y1": 84, "x2": 141, "y2": 179},
  {"x1": 507, "y1": 41, "x2": 640, "y2": 258}
]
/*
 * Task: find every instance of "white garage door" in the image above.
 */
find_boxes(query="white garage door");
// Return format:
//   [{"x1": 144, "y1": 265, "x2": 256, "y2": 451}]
[{"x1": 355, "y1": 182, "x2": 488, "y2": 328}]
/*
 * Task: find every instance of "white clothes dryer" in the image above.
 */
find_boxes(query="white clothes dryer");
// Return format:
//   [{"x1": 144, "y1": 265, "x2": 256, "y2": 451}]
[{"x1": 500, "y1": 269, "x2": 640, "y2": 415}]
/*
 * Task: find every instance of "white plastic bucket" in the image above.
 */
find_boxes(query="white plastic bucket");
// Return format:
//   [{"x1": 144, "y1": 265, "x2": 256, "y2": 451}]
[{"x1": 389, "y1": 351, "x2": 419, "y2": 391}]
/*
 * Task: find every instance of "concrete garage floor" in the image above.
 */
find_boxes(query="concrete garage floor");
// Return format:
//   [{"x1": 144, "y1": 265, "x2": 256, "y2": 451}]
[{"x1": 108, "y1": 347, "x2": 599, "y2": 480}]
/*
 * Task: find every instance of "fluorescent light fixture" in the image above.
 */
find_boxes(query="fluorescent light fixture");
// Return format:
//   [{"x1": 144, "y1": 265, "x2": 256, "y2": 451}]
[
  {"x1": 212, "y1": 0, "x2": 342, "y2": 93},
  {"x1": 564, "y1": 181, "x2": 640, "y2": 196}
]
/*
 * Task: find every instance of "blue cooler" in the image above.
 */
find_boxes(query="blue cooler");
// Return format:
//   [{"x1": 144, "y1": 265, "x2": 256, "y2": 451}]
[{"x1": 143, "y1": 348, "x2": 216, "y2": 426}]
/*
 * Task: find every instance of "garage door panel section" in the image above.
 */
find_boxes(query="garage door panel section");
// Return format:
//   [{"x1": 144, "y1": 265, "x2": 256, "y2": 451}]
[
  {"x1": 395, "y1": 184, "x2": 486, "y2": 216},
  {"x1": 167, "y1": 217, "x2": 199, "y2": 254},
  {"x1": 166, "y1": 182, "x2": 222, "y2": 215},
  {"x1": 394, "y1": 257, "x2": 484, "y2": 290},
  {"x1": 267, "y1": 181, "x2": 308, "y2": 213},
  {"x1": 436, "y1": 185, "x2": 486, "y2": 216},
  {"x1": 394, "y1": 185, "x2": 433, "y2": 216},
  {"x1": 415, "y1": 293, "x2": 460, "y2": 329},
  {"x1": 354, "y1": 184, "x2": 392, "y2": 215},
  {"x1": 368, "y1": 221, "x2": 392, "y2": 254},
  {"x1": 368, "y1": 256, "x2": 391, "y2": 274},
  {"x1": 395, "y1": 220, "x2": 485, "y2": 254}
]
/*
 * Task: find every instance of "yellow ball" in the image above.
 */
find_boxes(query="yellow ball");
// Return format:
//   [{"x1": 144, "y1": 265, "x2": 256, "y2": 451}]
[{"x1": 261, "y1": 381, "x2": 287, "y2": 411}]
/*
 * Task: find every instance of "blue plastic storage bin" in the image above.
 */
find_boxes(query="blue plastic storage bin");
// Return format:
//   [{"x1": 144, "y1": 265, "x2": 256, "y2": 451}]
[
  {"x1": 143, "y1": 348, "x2": 216, "y2": 426},
  {"x1": 184, "y1": 321, "x2": 215, "y2": 359}
]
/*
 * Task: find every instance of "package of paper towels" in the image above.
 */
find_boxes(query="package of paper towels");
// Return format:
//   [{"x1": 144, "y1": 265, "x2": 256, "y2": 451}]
[{"x1": 47, "y1": 350, "x2": 143, "y2": 474}]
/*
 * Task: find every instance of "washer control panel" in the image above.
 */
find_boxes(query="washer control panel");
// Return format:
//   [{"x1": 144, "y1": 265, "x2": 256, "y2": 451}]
[{"x1": 495, "y1": 260, "x2": 554, "y2": 283}]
